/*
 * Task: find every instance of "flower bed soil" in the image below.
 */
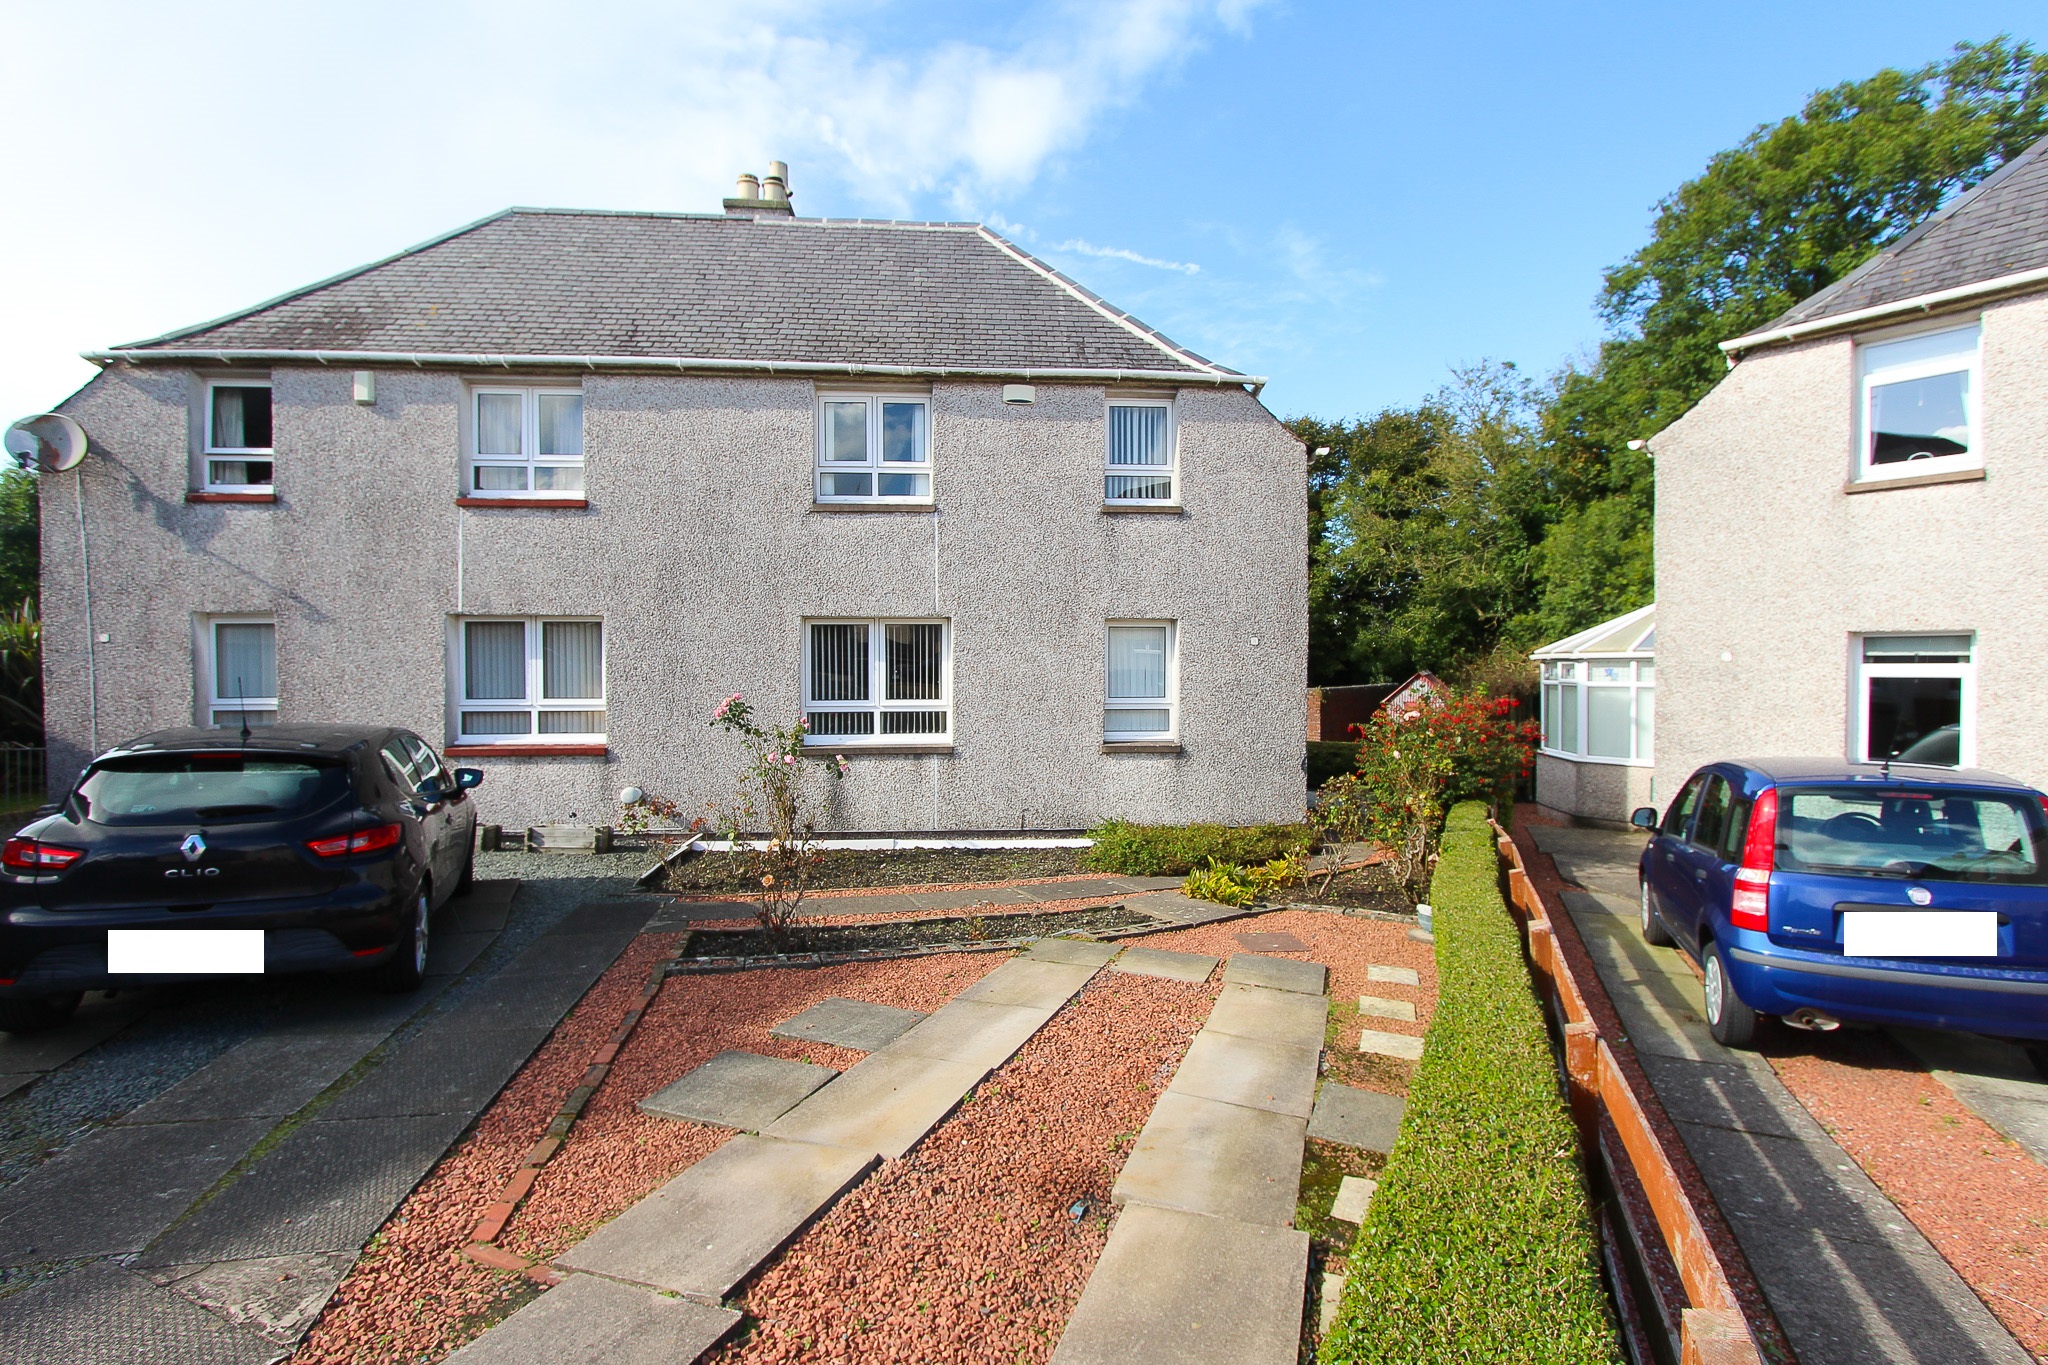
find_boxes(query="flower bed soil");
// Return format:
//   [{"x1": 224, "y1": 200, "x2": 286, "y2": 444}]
[
  {"x1": 709, "y1": 969, "x2": 1218, "y2": 1364},
  {"x1": 1762, "y1": 1029, "x2": 2048, "y2": 1358},
  {"x1": 678, "y1": 903, "x2": 1160, "y2": 960},
  {"x1": 658, "y1": 846, "x2": 1091, "y2": 893},
  {"x1": 1288, "y1": 860, "x2": 1413, "y2": 915}
]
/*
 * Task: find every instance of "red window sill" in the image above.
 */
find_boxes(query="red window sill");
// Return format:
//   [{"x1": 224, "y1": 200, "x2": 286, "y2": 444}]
[
  {"x1": 444, "y1": 744, "x2": 608, "y2": 758},
  {"x1": 456, "y1": 497, "x2": 590, "y2": 509},
  {"x1": 187, "y1": 492, "x2": 277, "y2": 504}
]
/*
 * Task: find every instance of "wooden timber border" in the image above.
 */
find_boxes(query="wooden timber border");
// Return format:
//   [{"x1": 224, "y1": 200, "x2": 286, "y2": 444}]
[{"x1": 1490, "y1": 818, "x2": 1777, "y2": 1365}]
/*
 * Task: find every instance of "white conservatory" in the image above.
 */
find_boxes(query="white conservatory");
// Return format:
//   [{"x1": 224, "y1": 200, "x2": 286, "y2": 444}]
[{"x1": 1531, "y1": 603, "x2": 1655, "y2": 824}]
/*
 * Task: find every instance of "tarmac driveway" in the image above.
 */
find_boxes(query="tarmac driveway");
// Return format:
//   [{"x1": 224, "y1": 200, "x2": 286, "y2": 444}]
[
  {"x1": 1530, "y1": 822, "x2": 2037, "y2": 1365},
  {"x1": 0, "y1": 850, "x2": 657, "y2": 1365}
]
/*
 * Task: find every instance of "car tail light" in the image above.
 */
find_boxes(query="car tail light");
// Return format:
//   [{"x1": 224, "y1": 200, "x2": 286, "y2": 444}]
[
  {"x1": 307, "y1": 823, "x2": 403, "y2": 858},
  {"x1": 2, "y1": 836, "x2": 84, "y2": 872},
  {"x1": 1730, "y1": 787, "x2": 1777, "y2": 931}
]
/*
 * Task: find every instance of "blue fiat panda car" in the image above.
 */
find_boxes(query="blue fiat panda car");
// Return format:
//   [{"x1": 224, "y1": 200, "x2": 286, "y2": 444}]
[{"x1": 1633, "y1": 760, "x2": 2048, "y2": 1073}]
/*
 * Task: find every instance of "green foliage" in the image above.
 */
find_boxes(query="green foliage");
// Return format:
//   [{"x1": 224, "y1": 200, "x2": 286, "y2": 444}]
[
  {"x1": 1181, "y1": 854, "x2": 1305, "y2": 907},
  {"x1": 1530, "y1": 496, "x2": 1654, "y2": 642},
  {"x1": 0, "y1": 599, "x2": 40, "y2": 746},
  {"x1": 0, "y1": 470, "x2": 37, "y2": 618},
  {"x1": 1306, "y1": 740, "x2": 1361, "y2": 790},
  {"x1": 1082, "y1": 820, "x2": 1309, "y2": 878},
  {"x1": 1322, "y1": 804, "x2": 1619, "y2": 1365}
]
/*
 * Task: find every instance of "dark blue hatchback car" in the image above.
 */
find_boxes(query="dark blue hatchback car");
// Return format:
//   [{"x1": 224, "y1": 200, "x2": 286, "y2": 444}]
[{"x1": 1634, "y1": 759, "x2": 2048, "y2": 1073}]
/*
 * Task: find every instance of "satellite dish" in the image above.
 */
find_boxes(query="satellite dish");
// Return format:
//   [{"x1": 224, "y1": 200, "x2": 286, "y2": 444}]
[{"x1": 4, "y1": 413, "x2": 88, "y2": 472}]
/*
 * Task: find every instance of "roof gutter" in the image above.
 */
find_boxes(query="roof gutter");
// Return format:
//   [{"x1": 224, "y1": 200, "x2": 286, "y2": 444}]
[
  {"x1": 81, "y1": 347, "x2": 1263, "y2": 394},
  {"x1": 1718, "y1": 264, "x2": 2048, "y2": 357}
]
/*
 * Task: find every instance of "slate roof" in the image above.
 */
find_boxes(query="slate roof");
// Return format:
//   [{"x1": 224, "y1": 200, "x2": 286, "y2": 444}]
[
  {"x1": 1742, "y1": 135, "x2": 2048, "y2": 340},
  {"x1": 107, "y1": 209, "x2": 1232, "y2": 377}
]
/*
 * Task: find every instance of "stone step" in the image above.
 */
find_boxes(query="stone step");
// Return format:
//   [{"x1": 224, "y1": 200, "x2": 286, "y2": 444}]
[{"x1": 445, "y1": 1271, "x2": 739, "y2": 1364}]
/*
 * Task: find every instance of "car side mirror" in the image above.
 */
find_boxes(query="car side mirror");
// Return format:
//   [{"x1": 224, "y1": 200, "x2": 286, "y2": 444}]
[
  {"x1": 1630, "y1": 807, "x2": 1658, "y2": 831},
  {"x1": 454, "y1": 768, "x2": 484, "y2": 792}
]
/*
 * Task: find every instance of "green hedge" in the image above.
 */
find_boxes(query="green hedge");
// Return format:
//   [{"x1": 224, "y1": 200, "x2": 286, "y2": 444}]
[
  {"x1": 1081, "y1": 820, "x2": 1309, "y2": 877},
  {"x1": 1307, "y1": 740, "x2": 1362, "y2": 790},
  {"x1": 1321, "y1": 802, "x2": 1620, "y2": 1365}
]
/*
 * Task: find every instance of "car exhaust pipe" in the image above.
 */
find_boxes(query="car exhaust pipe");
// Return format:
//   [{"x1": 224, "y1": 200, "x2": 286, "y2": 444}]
[{"x1": 1782, "y1": 1008, "x2": 1841, "y2": 1032}]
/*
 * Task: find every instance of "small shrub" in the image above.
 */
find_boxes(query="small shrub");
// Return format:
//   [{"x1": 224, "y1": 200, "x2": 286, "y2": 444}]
[
  {"x1": 1182, "y1": 858, "x2": 1259, "y2": 907},
  {"x1": 1083, "y1": 820, "x2": 1310, "y2": 877},
  {"x1": 1306, "y1": 740, "x2": 1362, "y2": 789},
  {"x1": 1320, "y1": 802, "x2": 1620, "y2": 1365}
]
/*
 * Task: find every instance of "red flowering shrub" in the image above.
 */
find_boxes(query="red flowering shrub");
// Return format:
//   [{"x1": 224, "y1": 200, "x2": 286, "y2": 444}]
[{"x1": 1346, "y1": 691, "x2": 1539, "y2": 900}]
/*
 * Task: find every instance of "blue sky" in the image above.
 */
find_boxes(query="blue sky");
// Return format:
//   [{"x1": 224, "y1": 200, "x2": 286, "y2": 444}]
[{"x1": 2, "y1": 1, "x2": 2042, "y2": 424}]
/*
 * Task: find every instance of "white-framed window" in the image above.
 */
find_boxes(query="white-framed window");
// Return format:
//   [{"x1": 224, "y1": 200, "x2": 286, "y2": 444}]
[
  {"x1": 1855, "y1": 323, "x2": 1980, "y2": 482},
  {"x1": 1854, "y1": 633, "x2": 1973, "y2": 766},
  {"x1": 802, "y1": 619, "x2": 950, "y2": 742},
  {"x1": 815, "y1": 394, "x2": 931, "y2": 502},
  {"x1": 456, "y1": 617, "x2": 606, "y2": 742},
  {"x1": 204, "y1": 381, "x2": 274, "y2": 492},
  {"x1": 202, "y1": 617, "x2": 278, "y2": 727},
  {"x1": 1105, "y1": 399, "x2": 1175, "y2": 504},
  {"x1": 469, "y1": 387, "x2": 585, "y2": 496},
  {"x1": 1105, "y1": 621, "x2": 1177, "y2": 739},
  {"x1": 1540, "y1": 659, "x2": 1653, "y2": 764}
]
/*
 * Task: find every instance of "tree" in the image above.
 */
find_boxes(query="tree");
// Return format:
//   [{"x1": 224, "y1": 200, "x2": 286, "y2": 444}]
[{"x1": 0, "y1": 469, "x2": 36, "y2": 615}]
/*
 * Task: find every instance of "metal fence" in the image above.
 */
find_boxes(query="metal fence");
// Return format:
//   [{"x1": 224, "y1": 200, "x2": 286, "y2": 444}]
[{"x1": 0, "y1": 747, "x2": 46, "y2": 810}]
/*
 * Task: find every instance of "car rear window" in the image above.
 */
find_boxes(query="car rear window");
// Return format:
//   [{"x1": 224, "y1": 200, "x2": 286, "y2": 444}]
[
  {"x1": 75, "y1": 753, "x2": 350, "y2": 826},
  {"x1": 1777, "y1": 787, "x2": 2047, "y2": 883}
]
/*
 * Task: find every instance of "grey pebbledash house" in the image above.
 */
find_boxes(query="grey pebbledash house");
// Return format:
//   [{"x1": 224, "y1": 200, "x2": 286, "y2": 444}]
[
  {"x1": 1650, "y1": 135, "x2": 2048, "y2": 805},
  {"x1": 38, "y1": 169, "x2": 1308, "y2": 831}
]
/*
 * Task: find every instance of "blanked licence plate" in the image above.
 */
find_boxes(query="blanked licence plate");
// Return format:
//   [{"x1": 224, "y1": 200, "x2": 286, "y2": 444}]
[
  {"x1": 108, "y1": 929, "x2": 265, "y2": 974},
  {"x1": 1841, "y1": 911, "x2": 1998, "y2": 959}
]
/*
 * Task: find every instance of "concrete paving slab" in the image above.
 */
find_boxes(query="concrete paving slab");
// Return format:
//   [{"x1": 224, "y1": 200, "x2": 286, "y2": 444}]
[
  {"x1": 1198, "y1": 984, "x2": 1328, "y2": 1052},
  {"x1": 1111, "y1": 947, "x2": 1218, "y2": 983},
  {"x1": 123, "y1": 1034, "x2": 375, "y2": 1124},
  {"x1": 1169, "y1": 1031, "x2": 1319, "y2": 1118},
  {"x1": 771, "y1": 997, "x2": 927, "y2": 1053},
  {"x1": 955, "y1": 956, "x2": 1099, "y2": 1010},
  {"x1": 0, "y1": 1071, "x2": 35, "y2": 1100},
  {"x1": 320, "y1": 1026, "x2": 545, "y2": 1119},
  {"x1": 1050, "y1": 1203, "x2": 1308, "y2": 1365},
  {"x1": 1023, "y1": 937, "x2": 1123, "y2": 967},
  {"x1": 1330, "y1": 1175, "x2": 1377, "y2": 1223},
  {"x1": 449, "y1": 1272, "x2": 741, "y2": 1365},
  {"x1": 142, "y1": 1112, "x2": 472, "y2": 1264},
  {"x1": 1634, "y1": 1050, "x2": 1827, "y2": 1142},
  {"x1": 1365, "y1": 964, "x2": 1420, "y2": 986},
  {"x1": 0, "y1": 1117, "x2": 274, "y2": 1263},
  {"x1": 436, "y1": 979, "x2": 596, "y2": 1031},
  {"x1": 491, "y1": 933, "x2": 631, "y2": 983},
  {"x1": 0, "y1": 989, "x2": 151, "y2": 1075},
  {"x1": 1528, "y1": 824, "x2": 1647, "y2": 900},
  {"x1": 1221, "y1": 955, "x2": 1327, "y2": 996},
  {"x1": 558, "y1": 1134, "x2": 875, "y2": 1297},
  {"x1": 1112, "y1": 1091, "x2": 1308, "y2": 1227},
  {"x1": 425, "y1": 930, "x2": 496, "y2": 978},
  {"x1": 440, "y1": 899, "x2": 513, "y2": 934},
  {"x1": 0, "y1": 1260, "x2": 278, "y2": 1365},
  {"x1": 883, "y1": 999, "x2": 1049, "y2": 1073},
  {"x1": 1561, "y1": 887, "x2": 1633, "y2": 921},
  {"x1": 1123, "y1": 890, "x2": 1255, "y2": 926},
  {"x1": 1358, "y1": 994, "x2": 1415, "y2": 1022},
  {"x1": 639, "y1": 1051, "x2": 838, "y2": 1130},
  {"x1": 152, "y1": 1251, "x2": 356, "y2": 1345},
  {"x1": 1307, "y1": 1083, "x2": 1404, "y2": 1152},
  {"x1": 1356, "y1": 1029, "x2": 1424, "y2": 1061},
  {"x1": 1892, "y1": 1027, "x2": 2048, "y2": 1167},
  {"x1": 762, "y1": 1050, "x2": 988, "y2": 1158},
  {"x1": 1318, "y1": 1271, "x2": 1345, "y2": 1335},
  {"x1": 1235, "y1": 931, "x2": 1308, "y2": 953},
  {"x1": 549, "y1": 900, "x2": 654, "y2": 937}
]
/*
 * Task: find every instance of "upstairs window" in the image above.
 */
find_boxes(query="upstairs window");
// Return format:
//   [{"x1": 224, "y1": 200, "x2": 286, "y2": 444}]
[
  {"x1": 205, "y1": 382, "x2": 273, "y2": 492},
  {"x1": 816, "y1": 395, "x2": 931, "y2": 502},
  {"x1": 1105, "y1": 622, "x2": 1176, "y2": 739},
  {"x1": 458, "y1": 617, "x2": 605, "y2": 742},
  {"x1": 1855, "y1": 633, "x2": 1972, "y2": 767},
  {"x1": 1856, "y1": 325, "x2": 1979, "y2": 482},
  {"x1": 1105, "y1": 400, "x2": 1174, "y2": 504},
  {"x1": 204, "y1": 617, "x2": 277, "y2": 727},
  {"x1": 471, "y1": 387, "x2": 585, "y2": 496},
  {"x1": 803, "y1": 619, "x2": 949, "y2": 742}
]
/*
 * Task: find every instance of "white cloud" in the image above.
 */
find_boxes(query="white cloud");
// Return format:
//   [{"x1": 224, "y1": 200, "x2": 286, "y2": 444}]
[
  {"x1": 0, "y1": 0, "x2": 1268, "y2": 417},
  {"x1": 1055, "y1": 240, "x2": 1202, "y2": 274}
]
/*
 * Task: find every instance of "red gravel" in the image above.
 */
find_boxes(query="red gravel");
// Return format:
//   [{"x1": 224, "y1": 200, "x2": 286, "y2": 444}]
[
  {"x1": 709, "y1": 969, "x2": 1218, "y2": 1365},
  {"x1": 1763, "y1": 1030, "x2": 2048, "y2": 1358}
]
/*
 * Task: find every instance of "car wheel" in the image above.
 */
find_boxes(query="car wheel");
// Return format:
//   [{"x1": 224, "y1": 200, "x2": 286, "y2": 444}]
[
  {"x1": 374, "y1": 884, "x2": 431, "y2": 993},
  {"x1": 0, "y1": 991, "x2": 82, "y2": 1035},
  {"x1": 1702, "y1": 940, "x2": 1760, "y2": 1049},
  {"x1": 1640, "y1": 881, "x2": 1674, "y2": 946}
]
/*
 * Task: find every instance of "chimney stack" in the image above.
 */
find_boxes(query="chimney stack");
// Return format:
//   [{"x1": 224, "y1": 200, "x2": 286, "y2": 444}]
[{"x1": 723, "y1": 162, "x2": 795, "y2": 218}]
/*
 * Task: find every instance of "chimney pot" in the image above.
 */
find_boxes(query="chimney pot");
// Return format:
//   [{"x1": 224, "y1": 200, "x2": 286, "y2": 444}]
[
  {"x1": 760, "y1": 160, "x2": 789, "y2": 203},
  {"x1": 735, "y1": 172, "x2": 760, "y2": 199}
]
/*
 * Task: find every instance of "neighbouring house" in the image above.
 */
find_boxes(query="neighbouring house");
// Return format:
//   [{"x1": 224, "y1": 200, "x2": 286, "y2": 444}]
[
  {"x1": 1304, "y1": 671, "x2": 1448, "y2": 742},
  {"x1": 37, "y1": 167, "x2": 1307, "y2": 831},
  {"x1": 1651, "y1": 134, "x2": 2048, "y2": 804},
  {"x1": 1531, "y1": 604, "x2": 1655, "y2": 822}
]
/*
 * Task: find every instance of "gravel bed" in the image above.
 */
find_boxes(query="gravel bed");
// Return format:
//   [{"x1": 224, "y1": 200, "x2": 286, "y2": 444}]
[
  {"x1": 679, "y1": 903, "x2": 1157, "y2": 959},
  {"x1": 1764, "y1": 1030, "x2": 2048, "y2": 1357},
  {"x1": 655, "y1": 846, "x2": 1091, "y2": 893},
  {"x1": 711, "y1": 969, "x2": 1218, "y2": 1364},
  {"x1": 290, "y1": 949, "x2": 1008, "y2": 1363}
]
